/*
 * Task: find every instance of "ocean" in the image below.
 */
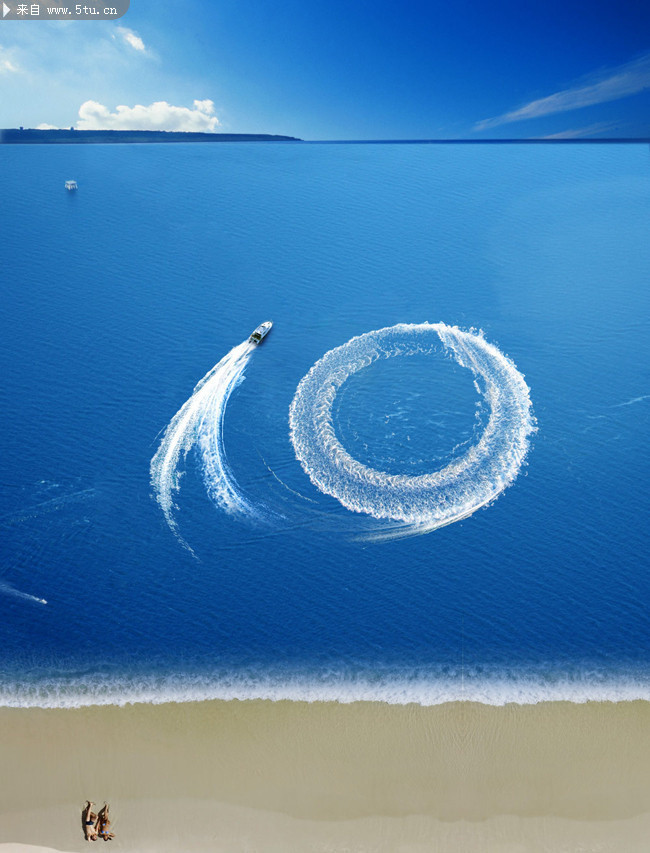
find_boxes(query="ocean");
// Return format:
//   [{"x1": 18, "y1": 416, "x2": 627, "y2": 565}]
[{"x1": 1, "y1": 141, "x2": 649, "y2": 707}]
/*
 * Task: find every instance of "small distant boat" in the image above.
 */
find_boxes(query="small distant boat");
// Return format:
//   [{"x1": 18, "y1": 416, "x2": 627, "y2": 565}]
[
  {"x1": 65, "y1": 180, "x2": 78, "y2": 191},
  {"x1": 249, "y1": 321, "x2": 272, "y2": 344}
]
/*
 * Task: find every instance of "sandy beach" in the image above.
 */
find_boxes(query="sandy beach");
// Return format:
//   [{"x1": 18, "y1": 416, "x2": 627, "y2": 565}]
[{"x1": 2, "y1": 699, "x2": 650, "y2": 851}]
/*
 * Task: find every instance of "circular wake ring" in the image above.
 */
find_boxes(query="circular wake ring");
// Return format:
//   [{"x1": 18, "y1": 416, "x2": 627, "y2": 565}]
[{"x1": 289, "y1": 323, "x2": 535, "y2": 531}]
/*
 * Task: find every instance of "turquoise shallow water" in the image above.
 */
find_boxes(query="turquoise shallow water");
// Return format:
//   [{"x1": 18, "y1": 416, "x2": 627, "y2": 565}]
[{"x1": 1, "y1": 142, "x2": 650, "y2": 706}]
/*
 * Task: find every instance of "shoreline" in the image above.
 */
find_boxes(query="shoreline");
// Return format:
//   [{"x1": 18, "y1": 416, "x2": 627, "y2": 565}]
[
  {"x1": 4, "y1": 662, "x2": 650, "y2": 709},
  {"x1": 2, "y1": 698, "x2": 650, "y2": 850}
]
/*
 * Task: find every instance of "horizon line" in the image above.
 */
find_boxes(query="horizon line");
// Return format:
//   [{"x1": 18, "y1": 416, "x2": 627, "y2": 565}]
[{"x1": 1, "y1": 128, "x2": 649, "y2": 145}]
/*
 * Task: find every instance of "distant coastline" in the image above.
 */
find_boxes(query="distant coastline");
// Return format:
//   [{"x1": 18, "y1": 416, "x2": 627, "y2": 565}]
[
  {"x1": 0, "y1": 128, "x2": 302, "y2": 144},
  {"x1": 3, "y1": 129, "x2": 649, "y2": 145}
]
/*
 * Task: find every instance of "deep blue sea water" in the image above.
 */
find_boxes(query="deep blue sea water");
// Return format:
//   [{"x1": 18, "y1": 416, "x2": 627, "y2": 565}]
[{"x1": 1, "y1": 142, "x2": 650, "y2": 706}]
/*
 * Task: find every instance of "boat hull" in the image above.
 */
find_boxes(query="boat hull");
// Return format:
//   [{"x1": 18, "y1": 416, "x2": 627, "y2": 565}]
[{"x1": 249, "y1": 321, "x2": 273, "y2": 344}]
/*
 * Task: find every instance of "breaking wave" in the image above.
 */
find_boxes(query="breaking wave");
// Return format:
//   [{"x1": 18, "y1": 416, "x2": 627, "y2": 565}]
[
  {"x1": 150, "y1": 340, "x2": 263, "y2": 549},
  {"x1": 2, "y1": 664, "x2": 649, "y2": 708},
  {"x1": 289, "y1": 323, "x2": 535, "y2": 535}
]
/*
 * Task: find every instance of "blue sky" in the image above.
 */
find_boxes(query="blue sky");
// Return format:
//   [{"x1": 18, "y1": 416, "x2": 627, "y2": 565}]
[{"x1": 1, "y1": 0, "x2": 649, "y2": 138}]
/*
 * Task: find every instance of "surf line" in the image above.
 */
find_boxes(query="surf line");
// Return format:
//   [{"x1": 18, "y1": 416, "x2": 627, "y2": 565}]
[
  {"x1": 150, "y1": 339, "x2": 264, "y2": 550},
  {"x1": 289, "y1": 323, "x2": 536, "y2": 537}
]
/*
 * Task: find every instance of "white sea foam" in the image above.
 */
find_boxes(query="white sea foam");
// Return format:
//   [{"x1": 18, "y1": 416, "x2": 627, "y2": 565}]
[
  {"x1": 2, "y1": 665, "x2": 650, "y2": 709},
  {"x1": 0, "y1": 487, "x2": 96, "y2": 527},
  {"x1": 289, "y1": 323, "x2": 536, "y2": 535},
  {"x1": 613, "y1": 394, "x2": 650, "y2": 408},
  {"x1": 152, "y1": 324, "x2": 534, "y2": 544},
  {"x1": 150, "y1": 340, "x2": 264, "y2": 549}
]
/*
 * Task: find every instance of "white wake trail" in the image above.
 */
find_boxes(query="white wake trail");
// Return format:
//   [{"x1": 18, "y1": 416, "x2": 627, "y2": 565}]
[
  {"x1": 150, "y1": 340, "x2": 262, "y2": 547},
  {"x1": 0, "y1": 581, "x2": 47, "y2": 605},
  {"x1": 289, "y1": 323, "x2": 536, "y2": 537}
]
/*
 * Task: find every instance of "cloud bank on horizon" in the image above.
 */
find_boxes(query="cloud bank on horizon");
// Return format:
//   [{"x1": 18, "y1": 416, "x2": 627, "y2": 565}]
[
  {"x1": 73, "y1": 99, "x2": 220, "y2": 132},
  {"x1": 1, "y1": 21, "x2": 223, "y2": 134},
  {"x1": 475, "y1": 53, "x2": 650, "y2": 132}
]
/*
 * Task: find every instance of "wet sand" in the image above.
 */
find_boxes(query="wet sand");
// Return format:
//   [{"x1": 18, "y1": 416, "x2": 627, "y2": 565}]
[{"x1": 1, "y1": 699, "x2": 650, "y2": 851}]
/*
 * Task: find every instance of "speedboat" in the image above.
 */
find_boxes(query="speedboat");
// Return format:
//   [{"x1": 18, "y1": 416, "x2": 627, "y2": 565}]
[{"x1": 249, "y1": 321, "x2": 273, "y2": 344}]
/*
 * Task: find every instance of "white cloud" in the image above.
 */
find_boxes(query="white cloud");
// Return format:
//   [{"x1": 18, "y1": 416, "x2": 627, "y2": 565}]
[
  {"x1": 542, "y1": 122, "x2": 616, "y2": 140},
  {"x1": 76, "y1": 99, "x2": 220, "y2": 132},
  {"x1": 36, "y1": 123, "x2": 59, "y2": 129},
  {"x1": 0, "y1": 46, "x2": 19, "y2": 74},
  {"x1": 115, "y1": 26, "x2": 146, "y2": 53},
  {"x1": 475, "y1": 53, "x2": 650, "y2": 132}
]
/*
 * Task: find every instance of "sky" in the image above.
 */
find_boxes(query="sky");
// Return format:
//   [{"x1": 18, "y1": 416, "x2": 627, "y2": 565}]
[{"x1": 0, "y1": 0, "x2": 649, "y2": 139}]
